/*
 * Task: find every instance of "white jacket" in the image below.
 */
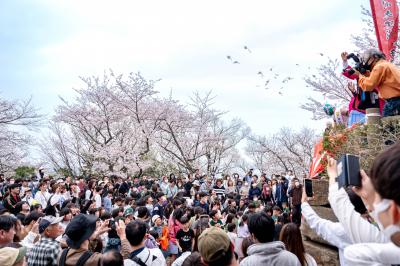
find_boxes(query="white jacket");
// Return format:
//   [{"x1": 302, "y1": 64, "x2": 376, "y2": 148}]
[
  {"x1": 328, "y1": 184, "x2": 387, "y2": 244},
  {"x1": 344, "y1": 242, "x2": 400, "y2": 266},
  {"x1": 301, "y1": 202, "x2": 351, "y2": 266}
]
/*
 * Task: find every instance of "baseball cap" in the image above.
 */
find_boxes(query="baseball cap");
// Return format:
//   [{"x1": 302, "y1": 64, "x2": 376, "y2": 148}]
[
  {"x1": 39, "y1": 216, "x2": 63, "y2": 234},
  {"x1": 30, "y1": 199, "x2": 40, "y2": 206},
  {"x1": 124, "y1": 207, "x2": 134, "y2": 217},
  {"x1": 0, "y1": 247, "x2": 26, "y2": 266},
  {"x1": 65, "y1": 214, "x2": 97, "y2": 249},
  {"x1": 152, "y1": 215, "x2": 161, "y2": 224},
  {"x1": 198, "y1": 227, "x2": 231, "y2": 263}
]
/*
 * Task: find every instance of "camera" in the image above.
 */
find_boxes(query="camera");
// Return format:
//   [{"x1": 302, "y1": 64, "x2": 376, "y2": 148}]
[
  {"x1": 337, "y1": 154, "x2": 361, "y2": 188},
  {"x1": 344, "y1": 53, "x2": 370, "y2": 75}
]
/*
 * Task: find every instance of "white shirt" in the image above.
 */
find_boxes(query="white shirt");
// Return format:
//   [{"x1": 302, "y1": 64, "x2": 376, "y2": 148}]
[
  {"x1": 85, "y1": 189, "x2": 92, "y2": 200},
  {"x1": 34, "y1": 191, "x2": 51, "y2": 208},
  {"x1": 344, "y1": 242, "x2": 400, "y2": 266},
  {"x1": 301, "y1": 202, "x2": 352, "y2": 266},
  {"x1": 227, "y1": 232, "x2": 237, "y2": 244},
  {"x1": 272, "y1": 184, "x2": 277, "y2": 199},
  {"x1": 328, "y1": 184, "x2": 388, "y2": 244},
  {"x1": 50, "y1": 193, "x2": 62, "y2": 207},
  {"x1": 95, "y1": 193, "x2": 102, "y2": 208},
  {"x1": 123, "y1": 247, "x2": 166, "y2": 266},
  {"x1": 237, "y1": 224, "x2": 250, "y2": 238}
]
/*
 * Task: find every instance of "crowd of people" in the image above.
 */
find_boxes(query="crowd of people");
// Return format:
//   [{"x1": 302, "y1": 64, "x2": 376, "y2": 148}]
[
  {"x1": 0, "y1": 47, "x2": 400, "y2": 266},
  {"x1": 1, "y1": 137, "x2": 400, "y2": 266},
  {"x1": 0, "y1": 167, "x2": 314, "y2": 266}
]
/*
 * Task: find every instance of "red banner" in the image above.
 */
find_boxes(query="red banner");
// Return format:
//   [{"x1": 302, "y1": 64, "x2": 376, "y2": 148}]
[
  {"x1": 370, "y1": 0, "x2": 399, "y2": 61},
  {"x1": 309, "y1": 140, "x2": 325, "y2": 179}
]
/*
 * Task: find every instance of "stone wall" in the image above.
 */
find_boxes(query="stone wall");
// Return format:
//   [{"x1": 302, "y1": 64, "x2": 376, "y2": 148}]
[{"x1": 304, "y1": 240, "x2": 339, "y2": 266}]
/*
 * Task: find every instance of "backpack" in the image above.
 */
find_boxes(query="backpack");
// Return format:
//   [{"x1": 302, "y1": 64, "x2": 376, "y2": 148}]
[
  {"x1": 59, "y1": 248, "x2": 97, "y2": 266},
  {"x1": 130, "y1": 256, "x2": 147, "y2": 266},
  {"x1": 129, "y1": 249, "x2": 158, "y2": 266},
  {"x1": 44, "y1": 195, "x2": 60, "y2": 216}
]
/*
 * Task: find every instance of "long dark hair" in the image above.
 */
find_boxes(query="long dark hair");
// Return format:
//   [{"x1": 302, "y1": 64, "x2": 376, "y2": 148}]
[
  {"x1": 279, "y1": 223, "x2": 306, "y2": 266},
  {"x1": 241, "y1": 236, "x2": 254, "y2": 258}
]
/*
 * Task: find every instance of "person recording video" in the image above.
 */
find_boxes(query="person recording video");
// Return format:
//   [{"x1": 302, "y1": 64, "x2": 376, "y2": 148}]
[
  {"x1": 352, "y1": 48, "x2": 400, "y2": 117},
  {"x1": 326, "y1": 143, "x2": 400, "y2": 265}
]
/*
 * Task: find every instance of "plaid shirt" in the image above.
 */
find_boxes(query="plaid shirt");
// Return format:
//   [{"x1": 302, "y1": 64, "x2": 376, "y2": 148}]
[{"x1": 27, "y1": 237, "x2": 61, "y2": 266}]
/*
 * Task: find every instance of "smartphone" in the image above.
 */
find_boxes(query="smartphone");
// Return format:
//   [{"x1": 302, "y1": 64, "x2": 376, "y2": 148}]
[
  {"x1": 108, "y1": 219, "x2": 115, "y2": 229},
  {"x1": 337, "y1": 154, "x2": 361, "y2": 188},
  {"x1": 304, "y1": 179, "x2": 313, "y2": 197}
]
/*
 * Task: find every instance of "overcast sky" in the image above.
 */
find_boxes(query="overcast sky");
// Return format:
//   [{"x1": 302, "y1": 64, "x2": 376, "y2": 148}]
[{"x1": 0, "y1": 0, "x2": 366, "y2": 138}]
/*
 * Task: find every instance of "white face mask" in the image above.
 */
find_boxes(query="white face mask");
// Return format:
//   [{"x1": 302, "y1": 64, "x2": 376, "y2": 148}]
[{"x1": 372, "y1": 199, "x2": 400, "y2": 246}]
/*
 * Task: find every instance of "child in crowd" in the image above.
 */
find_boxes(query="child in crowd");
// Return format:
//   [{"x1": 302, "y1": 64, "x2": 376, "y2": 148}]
[
  {"x1": 209, "y1": 210, "x2": 223, "y2": 228},
  {"x1": 272, "y1": 206, "x2": 282, "y2": 223},
  {"x1": 237, "y1": 214, "x2": 250, "y2": 238},
  {"x1": 151, "y1": 214, "x2": 163, "y2": 238},
  {"x1": 226, "y1": 223, "x2": 237, "y2": 243},
  {"x1": 176, "y1": 215, "x2": 195, "y2": 253},
  {"x1": 282, "y1": 202, "x2": 290, "y2": 214}
]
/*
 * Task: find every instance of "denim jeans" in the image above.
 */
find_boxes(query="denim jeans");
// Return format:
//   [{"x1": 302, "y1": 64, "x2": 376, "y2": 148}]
[{"x1": 383, "y1": 97, "x2": 400, "y2": 117}]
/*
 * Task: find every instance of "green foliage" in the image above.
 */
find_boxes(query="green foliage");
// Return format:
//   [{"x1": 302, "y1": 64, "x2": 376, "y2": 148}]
[{"x1": 14, "y1": 166, "x2": 35, "y2": 178}]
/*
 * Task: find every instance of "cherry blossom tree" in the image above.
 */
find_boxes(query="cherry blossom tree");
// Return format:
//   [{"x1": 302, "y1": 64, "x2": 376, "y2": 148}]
[
  {"x1": 39, "y1": 122, "x2": 89, "y2": 176},
  {"x1": 42, "y1": 72, "x2": 248, "y2": 176},
  {"x1": 246, "y1": 127, "x2": 317, "y2": 177},
  {"x1": 44, "y1": 73, "x2": 153, "y2": 176},
  {"x1": 301, "y1": 58, "x2": 353, "y2": 120},
  {"x1": 0, "y1": 96, "x2": 41, "y2": 174},
  {"x1": 156, "y1": 91, "x2": 249, "y2": 174},
  {"x1": 204, "y1": 117, "x2": 250, "y2": 174}
]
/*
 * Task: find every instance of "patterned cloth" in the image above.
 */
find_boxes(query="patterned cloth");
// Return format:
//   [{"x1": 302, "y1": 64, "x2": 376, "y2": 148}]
[{"x1": 27, "y1": 237, "x2": 61, "y2": 266}]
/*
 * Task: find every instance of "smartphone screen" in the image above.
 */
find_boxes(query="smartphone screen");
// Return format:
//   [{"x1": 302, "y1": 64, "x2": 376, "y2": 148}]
[
  {"x1": 304, "y1": 179, "x2": 313, "y2": 197},
  {"x1": 347, "y1": 155, "x2": 361, "y2": 187}
]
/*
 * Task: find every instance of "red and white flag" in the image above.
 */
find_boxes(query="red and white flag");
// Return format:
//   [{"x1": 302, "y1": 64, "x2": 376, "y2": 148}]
[{"x1": 370, "y1": 0, "x2": 399, "y2": 61}]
